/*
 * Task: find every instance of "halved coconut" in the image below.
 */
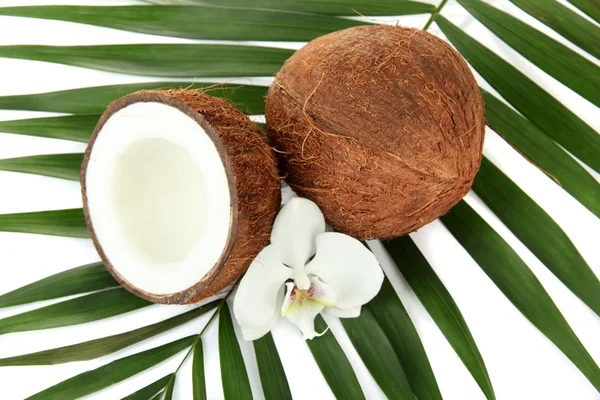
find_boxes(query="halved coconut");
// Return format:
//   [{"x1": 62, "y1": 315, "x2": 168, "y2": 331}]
[{"x1": 81, "y1": 90, "x2": 280, "y2": 304}]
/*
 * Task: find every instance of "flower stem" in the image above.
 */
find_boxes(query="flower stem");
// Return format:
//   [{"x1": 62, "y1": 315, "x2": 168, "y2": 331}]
[{"x1": 423, "y1": 0, "x2": 449, "y2": 31}]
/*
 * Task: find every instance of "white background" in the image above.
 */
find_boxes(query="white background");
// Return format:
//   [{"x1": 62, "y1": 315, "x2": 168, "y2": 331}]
[{"x1": 0, "y1": 0, "x2": 599, "y2": 399}]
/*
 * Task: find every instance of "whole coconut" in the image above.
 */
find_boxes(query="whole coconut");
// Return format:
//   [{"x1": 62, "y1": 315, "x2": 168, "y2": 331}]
[{"x1": 266, "y1": 25, "x2": 485, "y2": 240}]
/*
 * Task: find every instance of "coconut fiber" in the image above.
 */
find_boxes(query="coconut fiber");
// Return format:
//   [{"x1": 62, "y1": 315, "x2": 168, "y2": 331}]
[{"x1": 266, "y1": 26, "x2": 485, "y2": 239}]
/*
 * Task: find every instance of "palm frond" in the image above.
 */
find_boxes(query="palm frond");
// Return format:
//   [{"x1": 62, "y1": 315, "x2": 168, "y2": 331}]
[
  {"x1": 0, "y1": 302, "x2": 217, "y2": 366},
  {"x1": 0, "y1": 262, "x2": 116, "y2": 308},
  {"x1": 509, "y1": 0, "x2": 600, "y2": 60},
  {"x1": 218, "y1": 304, "x2": 253, "y2": 400},
  {"x1": 383, "y1": 236, "x2": 495, "y2": 400},
  {"x1": 0, "y1": 44, "x2": 294, "y2": 78},
  {"x1": 142, "y1": 0, "x2": 436, "y2": 16},
  {"x1": 565, "y1": 0, "x2": 600, "y2": 24},
  {"x1": 482, "y1": 90, "x2": 600, "y2": 218},
  {"x1": 0, "y1": 153, "x2": 83, "y2": 180},
  {"x1": 122, "y1": 374, "x2": 174, "y2": 400},
  {"x1": 0, "y1": 288, "x2": 150, "y2": 335},
  {"x1": 341, "y1": 307, "x2": 415, "y2": 400},
  {"x1": 192, "y1": 342, "x2": 207, "y2": 400},
  {"x1": 459, "y1": 0, "x2": 600, "y2": 109},
  {"x1": 0, "y1": 83, "x2": 267, "y2": 115},
  {"x1": 253, "y1": 333, "x2": 292, "y2": 400},
  {"x1": 473, "y1": 158, "x2": 600, "y2": 316},
  {"x1": 0, "y1": 115, "x2": 98, "y2": 142},
  {"x1": 307, "y1": 315, "x2": 366, "y2": 399},
  {"x1": 162, "y1": 377, "x2": 176, "y2": 400},
  {"x1": 441, "y1": 201, "x2": 600, "y2": 391},
  {"x1": 23, "y1": 295, "x2": 225, "y2": 399},
  {"x1": 28, "y1": 336, "x2": 195, "y2": 400},
  {"x1": 0, "y1": 5, "x2": 368, "y2": 42},
  {"x1": 436, "y1": 15, "x2": 600, "y2": 173},
  {"x1": 0, "y1": 208, "x2": 87, "y2": 237},
  {"x1": 367, "y1": 278, "x2": 443, "y2": 400}
]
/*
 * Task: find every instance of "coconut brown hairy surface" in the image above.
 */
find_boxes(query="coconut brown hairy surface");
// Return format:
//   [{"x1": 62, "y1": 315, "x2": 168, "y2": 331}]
[
  {"x1": 82, "y1": 90, "x2": 280, "y2": 304},
  {"x1": 266, "y1": 25, "x2": 485, "y2": 240}
]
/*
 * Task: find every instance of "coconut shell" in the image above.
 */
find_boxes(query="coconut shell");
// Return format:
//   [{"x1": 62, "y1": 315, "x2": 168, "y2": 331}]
[
  {"x1": 81, "y1": 90, "x2": 281, "y2": 304},
  {"x1": 266, "y1": 25, "x2": 485, "y2": 239}
]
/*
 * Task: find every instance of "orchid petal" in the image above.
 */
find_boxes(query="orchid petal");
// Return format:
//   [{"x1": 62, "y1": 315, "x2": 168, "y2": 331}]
[
  {"x1": 241, "y1": 326, "x2": 272, "y2": 342},
  {"x1": 324, "y1": 306, "x2": 362, "y2": 318},
  {"x1": 286, "y1": 300, "x2": 326, "y2": 340},
  {"x1": 241, "y1": 287, "x2": 285, "y2": 341},
  {"x1": 294, "y1": 268, "x2": 312, "y2": 290},
  {"x1": 280, "y1": 182, "x2": 296, "y2": 205},
  {"x1": 309, "y1": 276, "x2": 337, "y2": 307},
  {"x1": 281, "y1": 282, "x2": 297, "y2": 317},
  {"x1": 285, "y1": 305, "x2": 326, "y2": 339},
  {"x1": 270, "y1": 197, "x2": 326, "y2": 269},
  {"x1": 233, "y1": 244, "x2": 292, "y2": 329},
  {"x1": 305, "y1": 233, "x2": 384, "y2": 309}
]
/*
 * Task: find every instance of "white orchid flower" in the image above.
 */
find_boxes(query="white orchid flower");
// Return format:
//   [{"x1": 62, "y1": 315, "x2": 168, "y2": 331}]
[{"x1": 233, "y1": 197, "x2": 384, "y2": 340}]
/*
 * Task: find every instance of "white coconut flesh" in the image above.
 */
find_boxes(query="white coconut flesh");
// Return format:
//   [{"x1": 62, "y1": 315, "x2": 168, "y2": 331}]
[{"x1": 85, "y1": 102, "x2": 232, "y2": 295}]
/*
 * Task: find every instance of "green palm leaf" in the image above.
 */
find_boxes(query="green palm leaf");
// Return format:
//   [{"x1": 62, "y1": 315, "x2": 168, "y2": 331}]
[
  {"x1": 253, "y1": 333, "x2": 292, "y2": 400},
  {"x1": 436, "y1": 16, "x2": 600, "y2": 173},
  {"x1": 0, "y1": 83, "x2": 267, "y2": 115},
  {"x1": 367, "y1": 278, "x2": 443, "y2": 400},
  {"x1": 566, "y1": 0, "x2": 600, "y2": 24},
  {"x1": 219, "y1": 304, "x2": 253, "y2": 400},
  {"x1": 162, "y1": 375, "x2": 176, "y2": 400},
  {"x1": 122, "y1": 375, "x2": 173, "y2": 400},
  {"x1": 0, "y1": 115, "x2": 98, "y2": 142},
  {"x1": 0, "y1": 208, "x2": 88, "y2": 238},
  {"x1": 458, "y1": 0, "x2": 600, "y2": 108},
  {"x1": 307, "y1": 315, "x2": 365, "y2": 400},
  {"x1": 143, "y1": 0, "x2": 436, "y2": 16},
  {"x1": 482, "y1": 90, "x2": 600, "y2": 218},
  {"x1": 382, "y1": 236, "x2": 495, "y2": 400},
  {"x1": 0, "y1": 302, "x2": 216, "y2": 366},
  {"x1": 27, "y1": 336, "x2": 194, "y2": 400},
  {"x1": 0, "y1": 262, "x2": 116, "y2": 308},
  {"x1": 473, "y1": 158, "x2": 600, "y2": 317},
  {"x1": 192, "y1": 342, "x2": 207, "y2": 400},
  {"x1": 0, "y1": 153, "x2": 83, "y2": 181},
  {"x1": 0, "y1": 44, "x2": 293, "y2": 78},
  {"x1": 441, "y1": 201, "x2": 600, "y2": 391},
  {"x1": 341, "y1": 307, "x2": 415, "y2": 400},
  {"x1": 509, "y1": 0, "x2": 600, "y2": 60},
  {"x1": 0, "y1": 288, "x2": 151, "y2": 335},
  {"x1": 0, "y1": 6, "x2": 367, "y2": 42}
]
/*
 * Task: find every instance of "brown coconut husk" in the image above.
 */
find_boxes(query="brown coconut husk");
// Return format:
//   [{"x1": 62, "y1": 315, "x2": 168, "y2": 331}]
[
  {"x1": 81, "y1": 90, "x2": 281, "y2": 304},
  {"x1": 266, "y1": 25, "x2": 485, "y2": 240}
]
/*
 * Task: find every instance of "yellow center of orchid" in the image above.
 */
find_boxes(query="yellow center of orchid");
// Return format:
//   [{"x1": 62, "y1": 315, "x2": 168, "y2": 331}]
[{"x1": 294, "y1": 288, "x2": 311, "y2": 303}]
